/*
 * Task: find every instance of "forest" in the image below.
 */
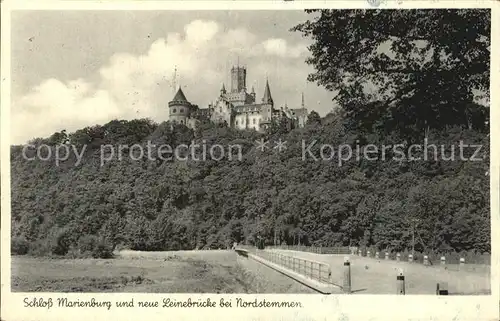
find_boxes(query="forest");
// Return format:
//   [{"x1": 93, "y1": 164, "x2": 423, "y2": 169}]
[{"x1": 10, "y1": 9, "x2": 490, "y2": 259}]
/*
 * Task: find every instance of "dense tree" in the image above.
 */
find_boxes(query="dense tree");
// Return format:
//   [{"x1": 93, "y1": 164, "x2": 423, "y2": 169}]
[
  {"x1": 306, "y1": 111, "x2": 322, "y2": 126},
  {"x1": 10, "y1": 116, "x2": 490, "y2": 257},
  {"x1": 292, "y1": 9, "x2": 490, "y2": 139}
]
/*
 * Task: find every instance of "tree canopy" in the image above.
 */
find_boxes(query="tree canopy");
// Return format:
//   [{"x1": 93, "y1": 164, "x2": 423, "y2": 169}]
[
  {"x1": 11, "y1": 117, "x2": 490, "y2": 258},
  {"x1": 292, "y1": 9, "x2": 490, "y2": 138}
]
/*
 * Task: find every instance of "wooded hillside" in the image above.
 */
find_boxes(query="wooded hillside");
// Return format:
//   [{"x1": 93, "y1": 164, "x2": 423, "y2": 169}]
[{"x1": 10, "y1": 9, "x2": 490, "y2": 259}]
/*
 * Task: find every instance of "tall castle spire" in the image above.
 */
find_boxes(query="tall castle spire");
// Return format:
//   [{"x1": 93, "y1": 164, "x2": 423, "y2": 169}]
[
  {"x1": 262, "y1": 78, "x2": 273, "y2": 105},
  {"x1": 301, "y1": 92, "x2": 305, "y2": 108}
]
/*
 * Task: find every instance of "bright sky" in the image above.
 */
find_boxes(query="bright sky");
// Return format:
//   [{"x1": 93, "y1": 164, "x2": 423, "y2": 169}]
[{"x1": 10, "y1": 10, "x2": 335, "y2": 144}]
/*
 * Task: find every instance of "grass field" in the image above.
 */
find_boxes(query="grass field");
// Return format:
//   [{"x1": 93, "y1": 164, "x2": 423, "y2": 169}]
[
  {"x1": 270, "y1": 249, "x2": 491, "y2": 295},
  {"x1": 11, "y1": 250, "x2": 315, "y2": 293}
]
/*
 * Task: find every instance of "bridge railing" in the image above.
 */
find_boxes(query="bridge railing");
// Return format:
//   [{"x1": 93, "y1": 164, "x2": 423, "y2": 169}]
[
  {"x1": 233, "y1": 244, "x2": 256, "y2": 251},
  {"x1": 255, "y1": 250, "x2": 331, "y2": 284},
  {"x1": 266, "y1": 245, "x2": 352, "y2": 255}
]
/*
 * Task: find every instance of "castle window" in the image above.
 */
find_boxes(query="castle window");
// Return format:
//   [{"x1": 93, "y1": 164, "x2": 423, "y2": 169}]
[
  {"x1": 180, "y1": 108, "x2": 184, "y2": 113},
  {"x1": 181, "y1": 120, "x2": 184, "y2": 125},
  {"x1": 253, "y1": 118, "x2": 256, "y2": 124},
  {"x1": 173, "y1": 108, "x2": 177, "y2": 113},
  {"x1": 236, "y1": 120, "x2": 238, "y2": 125}
]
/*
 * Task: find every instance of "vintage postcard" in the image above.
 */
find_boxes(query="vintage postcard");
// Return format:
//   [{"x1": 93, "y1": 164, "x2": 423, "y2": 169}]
[{"x1": 1, "y1": 0, "x2": 499, "y2": 320}]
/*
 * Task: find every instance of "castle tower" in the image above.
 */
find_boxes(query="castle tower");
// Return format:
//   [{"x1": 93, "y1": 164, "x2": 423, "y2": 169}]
[
  {"x1": 262, "y1": 79, "x2": 273, "y2": 105},
  {"x1": 250, "y1": 86, "x2": 256, "y2": 102},
  {"x1": 231, "y1": 65, "x2": 246, "y2": 93},
  {"x1": 220, "y1": 83, "x2": 226, "y2": 96},
  {"x1": 168, "y1": 87, "x2": 191, "y2": 125}
]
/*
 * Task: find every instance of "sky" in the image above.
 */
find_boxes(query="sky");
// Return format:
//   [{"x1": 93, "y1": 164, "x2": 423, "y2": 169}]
[{"x1": 10, "y1": 10, "x2": 336, "y2": 144}]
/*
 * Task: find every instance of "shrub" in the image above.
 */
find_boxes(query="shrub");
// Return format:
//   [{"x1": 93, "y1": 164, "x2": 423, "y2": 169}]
[
  {"x1": 28, "y1": 239, "x2": 52, "y2": 256},
  {"x1": 66, "y1": 246, "x2": 85, "y2": 259},
  {"x1": 92, "y1": 239, "x2": 114, "y2": 259},
  {"x1": 11, "y1": 236, "x2": 29, "y2": 255},
  {"x1": 50, "y1": 228, "x2": 73, "y2": 256},
  {"x1": 78, "y1": 235, "x2": 99, "y2": 254}
]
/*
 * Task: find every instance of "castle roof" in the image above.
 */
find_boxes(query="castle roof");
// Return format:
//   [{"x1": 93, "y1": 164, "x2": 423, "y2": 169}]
[
  {"x1": 290, "y1": 107, "x2": 308, "y2": 117},
  {"x1": 172, "y1": 88, "x2": 188, "y2": 102},
  {"x1": 234, "y1": 103, "x2": 265, "y2": 113},
  {"x1": 262, "y1": 79, "x2": 273, "y2": 104}
]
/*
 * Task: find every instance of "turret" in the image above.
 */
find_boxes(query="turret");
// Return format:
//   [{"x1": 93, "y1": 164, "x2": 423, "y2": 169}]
[
  {"x1": 220, "y1": 83, "x2": 226, "y2": 96},
  {"x1": 168, "y1": 87, "x2": 192, "y2": 125}
]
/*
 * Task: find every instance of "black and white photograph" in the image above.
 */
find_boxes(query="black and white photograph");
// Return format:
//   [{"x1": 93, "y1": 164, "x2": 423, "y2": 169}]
[{"x1": 2, "y1": 1, "x2": 499, "y2": 319}]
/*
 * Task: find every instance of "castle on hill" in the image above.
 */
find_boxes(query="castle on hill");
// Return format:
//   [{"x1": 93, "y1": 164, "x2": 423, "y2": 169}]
[{"x1": 168, "y1": 64, "x2": 309, "y2": 132}]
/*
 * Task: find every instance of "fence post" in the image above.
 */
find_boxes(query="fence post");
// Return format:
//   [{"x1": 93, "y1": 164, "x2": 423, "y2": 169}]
[
  {"x1": 375, "y1": 251, "x2": 379, "y2": 259},
  {"x1": 396, "y1": 253, "x2": 401, "y2": 262},
  {"x1": 397, "y1": 269, "x2": 405, "y2": 295},
  {"x1": 367, "y1": 250, "x2": 371, "y2": 257},
  {"x1": 385, "y1": 252, "x2": 389, "y2": 260},
  {"x1": 358, "y1": 249, "x2": 362, "y2": 256},
  {"x1": 459, "y1": 257, "x2": 465, "y2": 266},
  {"x1": 440, "y1": 256, "x2": 446, "y2": 265},
  {"x1": 343, "y1": 257, "x2": 351, "y2": 294},
  {"x1": 436, "y1": 282, "x2": 448, "y2": 295},
  {"x1": 423, "y1": 255, "x2": 429, "y2": 266},
  {"x1": 408, "y1": 254, "x2": 413, "y2": 263}
]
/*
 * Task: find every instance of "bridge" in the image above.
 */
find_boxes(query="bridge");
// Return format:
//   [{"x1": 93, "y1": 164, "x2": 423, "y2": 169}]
[
  {"x1": 234, "y1": 245, "x2": 347, "y2": 294},
  {"x1": 234, "y1": 245, "x2": 490, "y2": 295}
]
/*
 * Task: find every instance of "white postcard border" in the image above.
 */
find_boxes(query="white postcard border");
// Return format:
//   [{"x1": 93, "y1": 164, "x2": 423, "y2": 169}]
[{"x1": 1, "y1": 1, "x2": 499, "y2": 320}]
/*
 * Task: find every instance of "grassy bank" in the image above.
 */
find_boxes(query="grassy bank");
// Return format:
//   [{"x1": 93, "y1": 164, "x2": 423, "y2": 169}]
[{"x1": 11, "y1": 250, "x2": 315, "y2": 293}]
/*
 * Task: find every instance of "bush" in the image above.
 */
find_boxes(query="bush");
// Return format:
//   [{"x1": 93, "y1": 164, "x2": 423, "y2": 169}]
[
  {"x1": 11, "y1": 236, "x2": 29, "y2": 255},
  {"x1": 28, "y1": 239, "x2": 52, "y2": 256},
  {"x1": 92, "y1": 239, "x2": 114, "y2": 259},
  {"x1": 50, "y1": 228, "x2": 73, "y2": 256},
  {"x1": 66, "y1": 246, "x2": 85, "y2": 259},
  {"x1": 78, "y1": 235, "x2": 99, "y2": 254}
]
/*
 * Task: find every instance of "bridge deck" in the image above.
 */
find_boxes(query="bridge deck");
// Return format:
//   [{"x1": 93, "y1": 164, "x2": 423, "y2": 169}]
[{"x1": 270, "y1": 249, "x2": 491, "y2": 295}]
